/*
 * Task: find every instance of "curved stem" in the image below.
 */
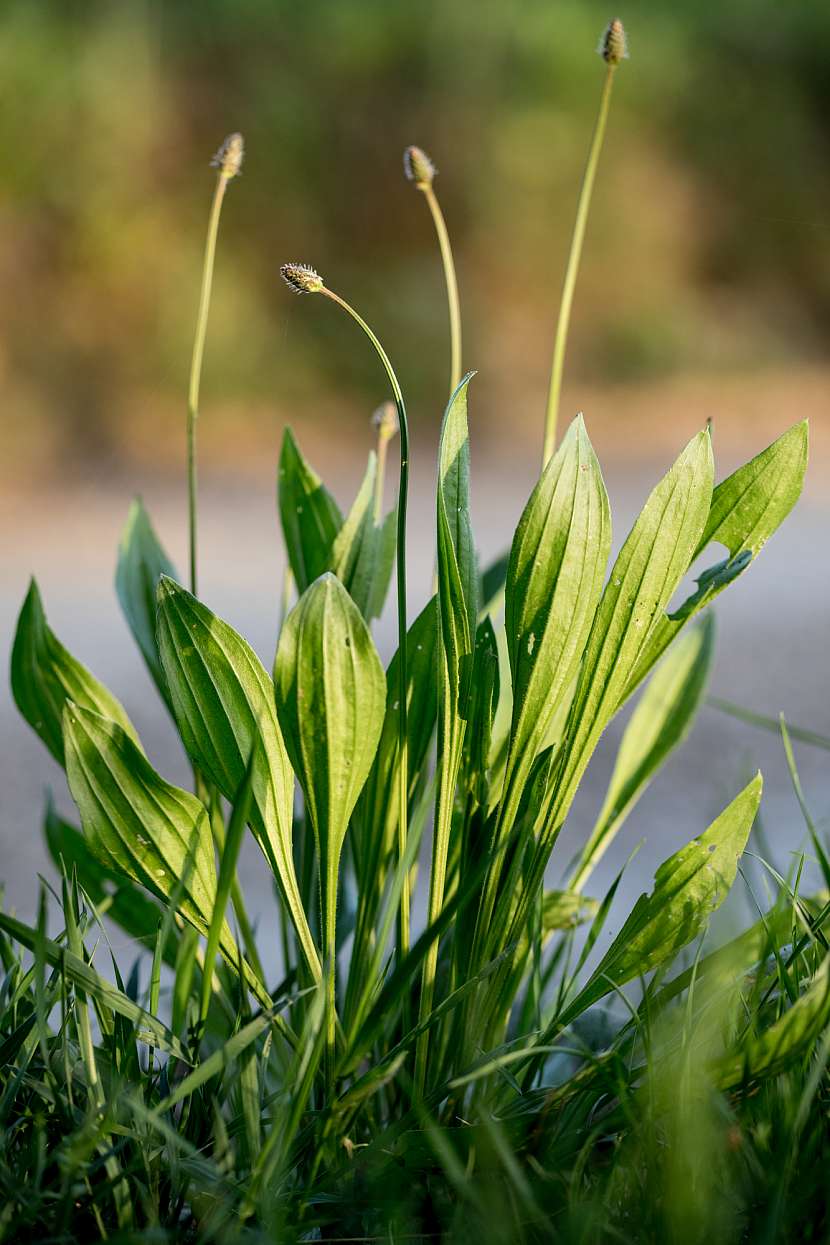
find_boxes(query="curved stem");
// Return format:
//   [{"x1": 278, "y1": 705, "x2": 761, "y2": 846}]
[
  {"x1": 320, "y1": 287, "x2": 411, "y2": 968},
  {"x1": 422, "y1": 184, "x2": 462, "y2": 397},
  {"x1": 187, "y1": 172, "x2": 231, "y2": 597},
  {"x1": 542, "y1": 64, "x2": 616, "y2": 468}
]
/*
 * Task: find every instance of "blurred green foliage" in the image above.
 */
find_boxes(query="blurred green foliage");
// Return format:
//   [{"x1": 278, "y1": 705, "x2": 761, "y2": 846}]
[{"x1": 1, "y1": 0, "x2": 829, "y2": 475}]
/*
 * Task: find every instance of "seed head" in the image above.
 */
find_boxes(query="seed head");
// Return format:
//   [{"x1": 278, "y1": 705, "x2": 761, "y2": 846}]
[
  {"x1": 600, "y1": 19, "x2": 628, "y2": 65},
  {"x1": 403, "y1": 145, "x2": 436, "y2": 189},
  {"x1": 371, "y1": 400, "x2": 399, "y2": 440},
  {"x1": 280, "y1": 263, "x2": 324, "y2": 295},
  {"x1": 212, "y1": 132, "x2": 245, "y2": 178}
]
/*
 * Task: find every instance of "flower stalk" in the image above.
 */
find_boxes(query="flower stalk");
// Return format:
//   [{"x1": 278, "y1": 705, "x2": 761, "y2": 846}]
[
  {"x1": 541, "y1": 22, "x2": 626, "y2": 467},
  {"x1": 187, "y1": 133, "x2": 244, "y2": 596},
  {"x1": 280, "y1": 264, "x2": 412, "y2": 968},
  {"x1": 404, "y1": 146, "x2": 463, "y2": 396}
]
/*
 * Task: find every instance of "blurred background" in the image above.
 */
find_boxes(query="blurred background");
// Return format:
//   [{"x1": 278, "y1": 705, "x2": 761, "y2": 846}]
[{"x1": 2, "y1": 0, "x2": 828, "y2": 936}]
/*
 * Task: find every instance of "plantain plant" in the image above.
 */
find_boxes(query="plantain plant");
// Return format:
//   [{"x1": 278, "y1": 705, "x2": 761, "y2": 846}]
[{"x1": 3, "y1": 19, "x2": 823, "y2": 1241}]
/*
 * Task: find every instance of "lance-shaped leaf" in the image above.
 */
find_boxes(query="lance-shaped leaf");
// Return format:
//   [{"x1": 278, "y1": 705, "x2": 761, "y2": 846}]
[
  {"x1": 501, "y1": 414, "x2": 610, "y2": 826},
  {"x1": 626, "y1": 420, "x2": 808, "y2": 694},
  {"x1": 330, "y1": 450, "x2": 396, "y2": 621},
  {"x1": 416, "y1": 374, "x2": 480, "y2": 1082},
  {"x1": 278, "y1": 426, "x2": 343, "y2": 592},
  {"x1": 44, "y1": 802, "x2": 179, "y2": 966},
  {"x1": 480, "y1": 550, "x2": 509, "y2": 614},
  {"x1": 62, "y1": 704, "x2": 233, "y2": 960},
  {"x1": 461, "y1": 616, "x2": 500, "y2": 806},
  {"x1": 570, "y1": 615, "x2": 715, "y2": 890},
  {"x1": 115, "y1": 498, "x2": 177, "y2": 706},
  {"x1": 437, "y1": 372, "x2": 479, "y2": 725},
  {"x1": 714, "y1": 953, "x2": 830, "y2": 1088},
  {"x1": 11, "y1": 578, "x2": 139, "y2": 766},
  {"x1": 547, "y1": 429, "x2": 714, "y2": 835},
  {"x1": 563, "y1": 772, "x2": 762, "y2": 1021},
  {"x1": 354, "y1": 597, "x2": 438, "y2": 885},
  {"x1": 274, "y1": 573, "x2": 386, "y2": 963},
  {"x1": 156, "y1": 576, "x2": 320, "y2": 979}
]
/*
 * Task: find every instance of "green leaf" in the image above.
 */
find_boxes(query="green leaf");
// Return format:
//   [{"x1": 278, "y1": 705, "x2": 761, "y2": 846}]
[
  {"x1": 0, "y1": 909, "x2": 191, "y2": 1063},
  {"x1": 200, "y1": 756, "x2": 255, "y2": 1029},
  {"x1": 11, "y1": 578, "x2": 139, "y2": 766},
  {"x1": 436, "y1": 372, "x2": 479, "y2": 724},
  {"x1": 115, "y1": 498, "x2": 177, "y2": 706},
  {"x1": 714, "y1": 954, "x2": 830, "y2": 1088},
  {"x1": 274, "y1": 573, "x2": 386, "y2": 963},
  {"x1": 501, "y1": 414, "x2": 610, "y2": 827},
  {"x1": 277, "y1": 426, "x2": 343, "y2": 592},
  {"x1": 330, "y1": 450, "x2": 396, "y2": 621},
  {"x1": 570, "y1": 615, "x2": 715, "y2": 890},
  {"x1": 461, "y1": 616, "x2": 500, "y2": 806},
  {"x1": 62, "y1": 704, "x2": 233, "y2": 959},
  {"x1": 542, "y1": 889, "x2": 600, "y2": 934},
  {"x1": 627, "y1": 420, "x2": 808, "y2": 692},
  {"x1": 567, "y1": 772, "x2": 762, "y2": 1019},
  {"x1": 156, "y1": 576, "x2": 320, "y2": 980},
  {"x1": 354, "y1": 596, "x2": 438, "y2": 884},
  {"x1": 480, "y1": 551, "x2": 509, "y2": 613},
  {"x1": 151, "y1": 1014, "x2": 271, "y2": 1115},
  {"x1": 417, "y1": 374, "x2": 479, "y2": 1084},
  {"x1": 44, "y1": 801, "x2": 179, "y2": 966},
  {"x1": 548, "y1": 429, "x2": 715, "y2": 837}
]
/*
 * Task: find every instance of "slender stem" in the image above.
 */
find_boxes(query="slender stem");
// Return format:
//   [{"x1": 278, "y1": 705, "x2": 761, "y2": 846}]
[
  {"x1": 187, "y1": 171, "x2": 231, "y2": 596},
  {"x1": 320, "y1": 287, "x2": 411, "y2": 965},
  {"x1": 421, "y1": 184, "x2": 462, "y2": 396},
  {"x1": 542, "y1": 64, "x2": 617, "y2": 468}
]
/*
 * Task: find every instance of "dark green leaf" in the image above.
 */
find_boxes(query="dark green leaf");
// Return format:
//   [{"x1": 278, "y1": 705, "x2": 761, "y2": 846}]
[
  {"x1": 44, "y1": 801, "x2": 178, "y2": 966},
  {"x1": 331, "y1": 450, "x2": 396, "y2": 620},
  {"x1": 11, "y1": 578, "x2": 139, "y2": 766},
  {"x1": 278, "y1": 426, "x2": 343, "y2": 592},
  {"x1": 115, "y1": 498, "x2": 177, "y2": 705}
]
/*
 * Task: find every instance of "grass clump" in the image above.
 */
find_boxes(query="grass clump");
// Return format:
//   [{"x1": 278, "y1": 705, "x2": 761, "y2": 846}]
[{"x1": 2, "y1": 18, "x2": 826, "y2": 1245}]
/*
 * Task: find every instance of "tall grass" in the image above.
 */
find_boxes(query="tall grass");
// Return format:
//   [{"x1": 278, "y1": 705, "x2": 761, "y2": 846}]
[{"x1": 2, "y1": 19, "x2": 825, "y2": 1244}]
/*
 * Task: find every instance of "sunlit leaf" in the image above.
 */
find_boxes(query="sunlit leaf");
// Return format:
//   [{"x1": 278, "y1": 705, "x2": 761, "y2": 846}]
[
  {"x1": 501, "y1": 414, "x2": 610, "y2": 828},
  {"x1": 274, "y1": 573, "x2": 386, "y2": 967},
  {"x1": 156, "y1": 576, "x2": 320, "y2": 980},
  {"x1": 570, "y1": 615, "x2": 714, "y2": 889},
  {"x1": 566, "y1": 772, "x2": 762, "y2": 1019},
  {"x1": 626, "y1": 420, "x2": 808, "y2": 692},
  {"x1": 715, "y1": 954, "x2": 830, "y2": 1087},
  {"x1": 63, "y1": 704, "x2": 232, "y2": 958},
  {"x1": 547, "y1": 428, "x2": 714, "y2": 837}
]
